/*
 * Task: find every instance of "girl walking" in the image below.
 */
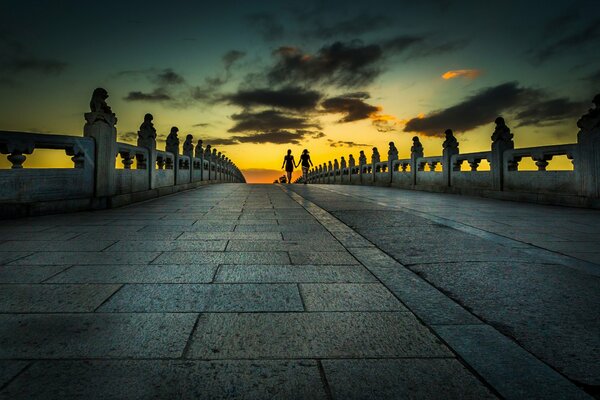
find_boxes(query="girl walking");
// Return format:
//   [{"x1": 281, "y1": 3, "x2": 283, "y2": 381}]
[
  {"x1": 281, "y1": 149, "x2": 295, "y2": 184},
  {"x1": 297, "y1": 149, "x2": 313, "y2": 184}
]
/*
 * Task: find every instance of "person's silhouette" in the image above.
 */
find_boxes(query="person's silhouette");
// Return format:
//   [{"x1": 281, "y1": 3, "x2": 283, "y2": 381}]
[
  {"x1": 281, "y1": 149, "x2": 295, "y2": 184},
  {"x1": 296, "y1": 149, "x2": 313, "y2": 184}
]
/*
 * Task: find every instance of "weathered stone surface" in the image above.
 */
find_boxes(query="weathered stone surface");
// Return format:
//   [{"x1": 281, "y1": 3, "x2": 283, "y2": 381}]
[
  {"x1": 289, "y1": 251, "x2": 358, "y2": 265},
  {"x1": 0, "y1": 284, "x2": 121, "y2": 312},
  {"x1": 415, "y1": 261, "x2": 600, "y2": 384},
  {"x1": 48, "y1": 264, "x2": 218, "y2": 284},
  {"x1": 0, "y1": 313, "x2": 198, "y2": 358},
  {"x1": 0, "y1": 240, "x2": 116, "y2": 252},
  {"x1": 215, "y1": 264, "x2": 376, "y2": 283},
  {"x1": 0, "y1": 252, "x2": 33, "y2": 265},
  {"x1": 153, "y1": 251, "x2": 290, "y2": 265},
  {"x1": 434, "y1": 325, "x2": 590, "y2": 399},
  {"x1": 9, "y1": 252, "x2": 161, "y2": 265},
  {"x1": 0, "y1": 265, "x2": 70, "y2": 283},
  {"x1": 300, "y1": 283, "x2": 407, "y2": 311},
  {"x1": 323, "y1": 359, "x2": 496, "y2": 400},
  {"x1": 0, "y1": 361, "x2": 28, "y2": 389},
  {"x1": 188, "y1": 312, "x2": 451, "y2": 359},
  {"x1": 104, "y1": 240, "x2": 227, "y2": 252},
  {"x1": 0, "y1": 360, "x2": 327, "y2": 400},
  {"x1": 178, "y1": 232, "x2": 283, "y2": 240},
  {"x1": 98, "y1": 284, "x2": 303, "y2": 312},
  {"x1": 226, "y1": 239, "x2": 344, "y2": 252}
]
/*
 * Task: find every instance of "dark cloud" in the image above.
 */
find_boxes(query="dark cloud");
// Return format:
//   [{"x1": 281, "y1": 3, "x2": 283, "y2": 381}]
[
  {"x1": 228, "y1": 110, "x2": 319, "y2": 133},
  {"x1": 152, "y1": 69, "x2": 185, "y2": 85},
  {"x1": 543, "y1": 11, "x2": 579, "y2": 36},
  {"x1": 268, "y1": 42, "x2": 383, "y2": 88},
  {"x1": 533, "y1": 18, "x2": 600, "y2": 63},
  {"x1": 203, "y1": 137, "x2": 239, "y2": 146},
  {"x1": 404, "y1": 82, "x2": 586, "y2": 136},
  {"x1": 233, "y1": 130, "x2": 306, "y2": 144},
  {"x1": 321, "y1": 92, "x2": 379, "y2": 122},
  {"x1": 383, "y1": 36, "x2": 425, "y2": 53},
  {"x1": 0, "y1": 35, "x2": 67, "y2": 77},
  {"x1": 404, "y1": 38, "x2": 468, "y2": 60},
  {"x1": 328, "y1": 139, "x2": 371, "y2": 148},
  {"x1": 247, "y1": 13, "x2": 284, "y2": 41},
  {"x1": 306, "y1": 13, "x2": 393, "y2": 39},
  {"x1": 192, "y1": 123, "x2": 210, "y2": 127},
  {"x1": 225, "y1": 87, "x2": 322, "y2": 110},
  {"x1": 223, "y1": 50, "x2": 246, "y2": 70},
  {"x1": 404, "y1": 82, "x2": 530, "y2": 136},
  {"x1": 118, "y1": 131, "x2": 137, "y2": 143},
  {"x1": 124, "y1": 88, "x2": 172, "y2": 102},
  {"x1": 514, "y1": 97, "x2": 586, "y2": 127}
]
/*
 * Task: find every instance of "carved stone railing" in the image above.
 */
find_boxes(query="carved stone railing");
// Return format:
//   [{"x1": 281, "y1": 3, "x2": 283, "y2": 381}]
[
  {"x1": 305, "y1": 97, "x2": 600, "y2": 208},
  {"x1": 0, "y1": 88, "x2": 245, "y2": 218},
  {"x1": 0, "y1": 131, "x2": 95, "y2": 203}
]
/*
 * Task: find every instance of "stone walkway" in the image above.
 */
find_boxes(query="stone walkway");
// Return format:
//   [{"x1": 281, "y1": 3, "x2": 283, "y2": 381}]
[{"x1": 0, "y1": 184, "x2": 597, "y2": 399}]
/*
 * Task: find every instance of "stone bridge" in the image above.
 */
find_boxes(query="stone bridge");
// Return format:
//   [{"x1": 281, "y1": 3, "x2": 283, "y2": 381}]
[{"x1": 0, "y1": 91, "x2": 599, "y2": 398}]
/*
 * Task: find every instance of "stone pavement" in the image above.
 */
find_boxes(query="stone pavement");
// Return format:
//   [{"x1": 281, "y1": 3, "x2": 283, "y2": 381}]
[{"x1": 0, "y1": 184, "x2": 597, "y2": 399}]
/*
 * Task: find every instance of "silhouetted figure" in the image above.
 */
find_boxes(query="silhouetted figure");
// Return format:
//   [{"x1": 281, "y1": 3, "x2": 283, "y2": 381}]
[
  {"x1": 195, "y1": 140, "x2": 203, "y2": 158},
  {"x1": 296, "y1": 149, "x2": 313, "y2": 184},
  {"x1": 577, "y1": 94, "x2": 600, "y2": 132},
  {"x1": 491, "y1": 117, "x2": 513, "y2": 145},
  {"x1": 137, "y1": 113, "x2": 157, "y2": 149},
  {"x1": 90, "y1": 88, "x2": 113, "y2": 114},
  {"x1": 388, "y1": 142, "x2": 398, "y2": 161},
  {"x1": 281, "y1": 149, "x2": 295, "y2": 184},
  {"x1": 411, "y1": 137, "x2": 424, "y2": 158},
  {"x1": 166, "y1": 127, "x2": 179, "y2": 155},
  {"x1": 183, "y1": 134, "x2": 194, "y2": 158},
  {"x1": 371, "y1": 147, "x2": 380, "y2": 164},
  {"x1": 443, "y1": 129, "x2": 459, "y2": 150}
]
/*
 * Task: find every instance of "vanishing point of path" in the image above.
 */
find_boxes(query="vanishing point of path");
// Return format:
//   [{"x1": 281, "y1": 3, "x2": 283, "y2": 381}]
[{"x1": 0, "y1": 184, "x2": 598, "y2": 399}]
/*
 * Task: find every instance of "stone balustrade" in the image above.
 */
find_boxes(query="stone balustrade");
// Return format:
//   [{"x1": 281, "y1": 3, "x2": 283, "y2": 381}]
[
  {"x1": 304, "y1": 95, "x2": 600, "y2": 208},
  {"x1": 0, "y1": 88, "x2": 245, "y2": 218}
]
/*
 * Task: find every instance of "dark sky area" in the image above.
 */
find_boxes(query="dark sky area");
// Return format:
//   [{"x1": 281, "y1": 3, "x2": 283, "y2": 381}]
[{"x1": 1, "y1": 0, "x2": 599, "y2": 181}]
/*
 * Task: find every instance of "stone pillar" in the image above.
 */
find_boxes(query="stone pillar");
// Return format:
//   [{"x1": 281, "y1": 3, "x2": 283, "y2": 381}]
[
  {"x1": 490, "y1": 117, "x2": 514, "y2": 191},
  {"x1": 410, "y1": 137, "x2": 423, "y2": 186},
  {"x1": 442, "y1": 129, "x2": 459, "y2": 187},
  {"x1": 84, "y1": 88, "x2": 117, "y2": 197},
  {"x1": 348, "y1": 154, "x2": 355, "y2": 184},
  {"x1": 195, "y1": 140, "x2": 204, "y2": 181},
  {"x1": 387, "y1": 142, "x2": 398, "y2": 184},
  {"x1": 333, "y1": 159, "x2": 339, "y2": 184},
  {"x1": 137, "y1": 113, "x2": 157, "y2": 189},
  {"x1": 371, "y1": 147, "x2": 380, "y2": 184},
  {"x1": 576, "y1": 94, "x2": 600, "y2": 198},
  {"x1": 204, "y1": 145, "x2": 212, "y2": 180},
  {"x1": 358, "y1": 151, "x2": 366, "y2": 184},
  {"x1": 211, "y1": 148, "x2": 218, "y2": 182}
]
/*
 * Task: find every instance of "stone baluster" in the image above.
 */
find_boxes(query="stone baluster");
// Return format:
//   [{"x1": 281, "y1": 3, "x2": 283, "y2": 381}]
[
  {"x1": 0, "y1": 141, "x2": 35, "y2": 169},
  {"x1": 576, "y1": 94, "x2": 600, "y2": 197},
  {"x1": 83, "y1": 88, "x2": 117, "y2": 197},
  {"x1": 411, "y1": 137, "x2": 424, "y2": 186},
  {"x1": 119, "y1": 150, "x2": 134, "y2": 169},
  {"x1": 490, "y1": 117, "x2": 514, "y2": 190},
  {"x1": 136, "y1": 113, "x2": 156, "y2": 186},
  {"x1": 442, "y1": 129, "x2": 459, "y2": 186},
  {"x1": 204, "y1": 145, "x2": 212, "y2": 180},
  {"x1": 388, "y1": 142, "x2": 398, "y2": 183}
]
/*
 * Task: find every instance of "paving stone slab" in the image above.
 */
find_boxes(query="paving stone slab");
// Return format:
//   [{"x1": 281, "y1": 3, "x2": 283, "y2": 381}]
[
  {"x1": 413, "y1": 261, "x2": 600, "y2": 385},
  {"x1": 0, "y1": 360, "x2": 327, "y2": 400},
  {"x1": 323, "y1": 359, "x2": 496, "y2": 400},
  {"x1": 104, "y1": 240, "x2": 227, "y2": 252},
  {"x1": 74, "y1": 231, "x2": 184, "y2": 241},
  {"x1": 9, "y1": 252, "x2": 161, "y2": 265},
  {"x1": 177, "y1": 232, "x2": 283, "y2": 240},
  {"x1": 0, "y1": 284, "x2": 121, "y2": 312},
  {"x1": 153, "y1": 251, "x2": 290, "y2": 265},
  {"x1": 300, "y1": 283, "x2": 408, "y2": 311},
  {"x1": 281, "y1": 232, "x2": 337, "y2": 241},
  {"x1": 0, "y1": 313, "x2": 197, "y2": 359},
  {"x1": 226, "y1": 239, "x2": 344, "y2": 252},
  {"x1": 0, "y1": 265, "x2": 70, "y2": 283},
  {"x1": 138, "y1": 224, "x2": 236, "y2": 232},
  {"x1": 434, "y1": 325, "x2": 590, "y2": 399},
  {"x1": 0, "y1": 361, "x2": 28, "y2": 389},
  {"x1": 188, "y1": 312, "x2": 451, "y2": 359},
  {"x1": 48, "y1": 264, "x2": 218, "y2": 284},
  {"x1": 289, "y1": 251, "x2": 358, "y2": 265},
  {"x1": 215, "y1": 264, "x2": 376, "y2": 283},
  {"x1": 98, "y1": 283, "x2": 303, "y2": 312},
  {"x1": 0, "y1": 252, "x2": 33, "y2": 265},
  {"x1": 0, "y1": 240, "x2": 116, "y2": 252},
  {"x1": 0, "y1": 232, "x2": 81, "y2": 241}
]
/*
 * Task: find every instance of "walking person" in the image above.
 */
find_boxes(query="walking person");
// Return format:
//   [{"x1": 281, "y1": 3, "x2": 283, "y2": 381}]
[
  {"x1": 297, "y1": 149, "x2": 313, "y2": 184},
  {"x1": 281, "y1": 149, "x2": 296, "y2": 184}
]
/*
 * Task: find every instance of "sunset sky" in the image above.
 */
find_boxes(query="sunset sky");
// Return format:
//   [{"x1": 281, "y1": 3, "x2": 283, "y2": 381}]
[{"x1": 1, "y1": 0, "x2": 599, "y2": 182}]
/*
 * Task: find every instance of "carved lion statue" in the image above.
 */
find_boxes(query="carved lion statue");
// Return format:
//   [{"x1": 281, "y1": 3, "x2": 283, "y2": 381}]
[{"x1": 90, "y1": 88, "x2": 112, "y2": 114}]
